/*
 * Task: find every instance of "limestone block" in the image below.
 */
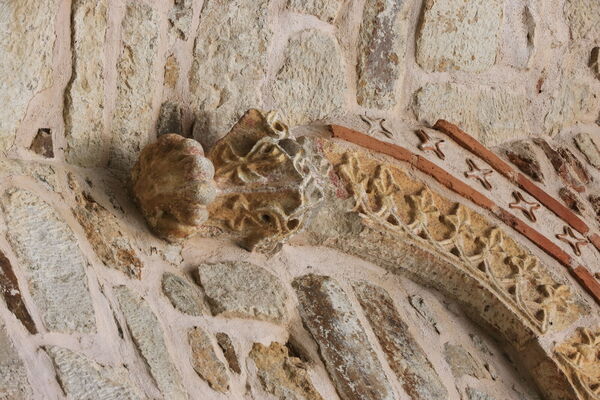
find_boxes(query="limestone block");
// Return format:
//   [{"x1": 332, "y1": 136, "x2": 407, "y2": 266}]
[
  {"x1": 413, "y1": 83, "x2": 529, "y2": 146},
  {"x1": 169, "y1": 0, "x2": 193, "y2": 40},
  {"x1": 575, "y1": 133, "x2": 600, "y2": 169},
  {"x1": 443, "y1": 343, "x2": 490, "y2": 379},
  {"x1": 0, "y1": 0, "x2": 56, "y2": 153},
  {"x1": 197, "y1": 261, "x2": 287, "y2": 323},
  {"x1": 249, "y1": 342, "x2": 324, "y2": 400},
  {"x1": 190, "y1": 0, "x2": 271, "y2": 150},
  {"x1": 416, "y1": 0, "x2": 503, "y2": 72},
  {"x1": 0, "y1": 323, "x2": 31, "y2": 399},
  {"x1": 544, "y1": 80, "x2": 597, "y2": 134},
  {"x1": 272, "y1": 30, "x2": 346, "y2": 126},
  {"x1": 109, "y1": 1, "x2": 159, "y2": 173},
  {"x1": 114, "y1": 286, "x2": 186, "y2": 400},
  {"x1": 161, "y1": 273, "x2": 207, "y2": 316},
  {"x1": 46, "y1": 346, "x2": 144, "y2": 400},
  {"x1": 69, "y1": 176, "x2": 143, "y2": 279},
  {"x1": 287, "y1": 0, "x2": 341, "y2": 22},
  {"x1": 64, "y1": 0, "x2": 108, "y2": 167},
  {"x1": 131, "y1": 134, "x2": 217, "y2": 242},
  {"x1": 1, "y1": 188, "x2": 95, "y2": 333},
  {"x1": 354, "y1": 282, "x2": 447, "y2": 400},
  {"x1": 292, "y1": 274, "x2": 395, "y2": 400},
  {"x1": 188, "y1": 327, "x2": 230, "y2": 393},
  {"x1": 356, "y1": 0, "x2": 407, "y2": 109},
  {"x1": 466, "y1": 387, "x2": 496, "y2": 400},
  {"x1": 564, "y1": 0, "x2": 600, "y2": 41},
  {"x1": 0, "y1": 159, "x2": 58, "y2": 191}
]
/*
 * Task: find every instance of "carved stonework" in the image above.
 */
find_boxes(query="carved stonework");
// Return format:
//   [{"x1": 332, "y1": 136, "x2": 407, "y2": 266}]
[
  {"x1": 204, "y1": 109, "x2": 327, "y2": 253},
  {"x1": 555, "y1": 327, "x2": 600, "y2": 400},
  {"x1": 333, "y1": 151, "x2": 578, "y2": 334}
]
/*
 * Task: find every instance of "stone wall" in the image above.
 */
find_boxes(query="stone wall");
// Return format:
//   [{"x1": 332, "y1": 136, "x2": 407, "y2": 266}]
[{"x1": 1, "y1": 0, "x2": 600, "y2": 399}]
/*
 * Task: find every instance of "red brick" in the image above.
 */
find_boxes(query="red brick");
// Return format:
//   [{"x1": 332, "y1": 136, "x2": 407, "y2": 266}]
[
  {"x1": 572, "y1": 266, "x2": 600, "y2": 305},
  {"x1": 330, "y1": 125, "x2": 412, "y2": 163}
]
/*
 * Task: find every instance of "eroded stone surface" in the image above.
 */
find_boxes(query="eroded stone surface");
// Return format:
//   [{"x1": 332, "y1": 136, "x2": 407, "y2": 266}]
[
  {"x1": 356, "y1": 0, "x2": 407, "y2": 109},
  {"x1": 188, "y1": 327, "x2": 230, "y2": 393},
  {"x1": 1, "y1": 188, "x2": 95, "y2": 333},
  {"x1": 114, "y1": 286, "x2": 186, "y2": 400},
  {"x1": 109, "y1": 1, "x2": 159, "y2": 173},
  {"x1": 190, "y1": 0, "x2": 271, "y2": 150},
  {"x1": 0, "y1": 0, "x2": 56, "y2": 153},
  {"x1": 198, "y1": 261, "x2": 287, "y2": 322},
  {"x1": 131, "y1": 134, "x2": 217, "y2": 242},
  {"x1": 292, "y1": 274, "x2": 394, "y2": 400},
  {"x1": 414, "y1": 83, "x2": 529, "y2": 146},
  {"x1": 272, "y1": 30, "x2": 345, "y2": 126},
  {"x1": 416, "y1": 0, "x2": 503, "y2": 72},
  {"x1": 287, "y1": 0, "x2": 341, "y2": 22},
  {"x1": 0, "y1": 159, "x2": 58, "y2": 191},
  {"x1": 64, "y1": 0, "x2": 108, "y2": 167},
  {"x1": 0, "y1": 323, "x2": 31, "y2": 399},
  {"x1": 69, "y1": 175, "x2": 143, "y2": 279},
  {"x1": 354, "y1": 282, "x2": 447, "y2": 400},
  {"x1": 408, "y1": 295, "x2": 440, "y2": 334},
  {"x1": 157, "y1": 102, "x2": 183, "y2": 136},
  {"x1": 169, "y1": 0, "x2": 193, "y2": 40},
  {"x1": 46, "y1": 346, "x2": 144, "y2": 400},
  {"x1": 215, "y1": 333, "x2": 241, "y2": 374},
  {"x1": 29, "y1": 129, "x2": 54, "y2": 158},
  {"x1": 544, "y1": 80, "x2": 597, "y2": 134},
  {"x1": 504, "y1": 141, "x2": 545, "y2": 182},
  {"x1": 574, "y1": 132, "x2": 600, "y2": 169},
  {"x1": 161, "y1": 272, "x2": 207, "y2": 316},
  {"x1": 564, "y1": 0, "x2": 600, "y2": 41},
  {"x1": 249, "y1": 342, "x2": 324, "y2": 400},
  {"x1": 0, "y1": 250, "x2": 36, "y2": 334},
  {"x1": 443, "y1": 343, "x2": 490, "y2": 379}
]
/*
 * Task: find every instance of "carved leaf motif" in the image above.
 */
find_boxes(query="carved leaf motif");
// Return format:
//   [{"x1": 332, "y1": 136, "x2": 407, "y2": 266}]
[
  {"x1": 408, "y1": 188, "x2": 439, "y2": 232},
  {"x1": 214, "y1": 140, "x2": 287, "y2": 184},
  {"x1": 556, "y1": 327, "x2": 600, "y2": 400}
]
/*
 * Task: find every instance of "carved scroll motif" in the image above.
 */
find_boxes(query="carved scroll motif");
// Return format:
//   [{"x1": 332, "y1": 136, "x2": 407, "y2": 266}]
[
  {"x1": 555, "y1": 327, "x2": 600, "y2": 400},
  {"x1": 336, "y1": 152, "x2": 576, "y2": 333}
]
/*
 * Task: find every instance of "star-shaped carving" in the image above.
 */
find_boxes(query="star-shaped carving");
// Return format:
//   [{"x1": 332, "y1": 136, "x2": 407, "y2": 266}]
[
  {"x1": 416, "y1": 129, "x2": 445, "y2": 160},
  {"x1": 509, "y1": 191, "x2": 541, "y2": 222},
  {"x1": 556, "y1": 225, "x2": 589, "y2": 256},
  {"x1": 360, "y1": 115, "x2": 393, "y2": 138},
  {"x1": 464, "y1": 159, "x2": 493, "y2": 190}
]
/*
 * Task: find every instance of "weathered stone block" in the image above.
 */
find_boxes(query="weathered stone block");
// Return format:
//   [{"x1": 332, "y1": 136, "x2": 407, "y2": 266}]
[
  {"x1": 466, "y1": 387, "x2": 496, "y2": 400},
  {"x1": 29, "y1": 128, "x2": 54, "y2": 158},
  {"x1": 249, "y1": 342, "x2": 324, "y2": 400},
  {"x1": 0, "y1": 0, "x2": 56, "y2": 154},
  {"x1": 0, "y1": 250, "x2": 36, "y2": 334},
  {"x1": 157, "y1": 102, "x2": 184, "y2": 136},
  {"x1": 190, "y1": 0, "x2": 271, "y2": 150},
  {"x1": 357, "y1": 0, "x2": 407, "y2": 109},
  {"x1": 272, "y1": 30, "x2": 346, "y2": 126},
  {"x1": 215, "y1": 333, "x2": 241, "y2": 374},
  {"x1": 0, "y1": 323, "x2": 31, "y2": 399},
  {"x1": 64, "y1": 0, "x2": 108, "y2": 167},
  {"x1": 443, "y1": 343, "x2": 489, "y2": 379},
  {"x1": 46, "y1": 346, "x2": 144, "y2": 400},
  {"x1": 574, "y1": 132, "x2": 600, "y2": 169},
  {"x1": 197, "y1": 261, "x2": 287, "y2": 322},
  {"x1": 287, "y1": 0, "x2": 341, "y2": 22},
  {"x1": 109, "y1": 1, "x2": 159, "y2": 173},
  {"x1": 416, "y1": 0, "x2": 503, "y2": 72},
  {"x1": 544, "y1": 80, "x2": 597, "y2": 134},
  {"x1": 413, "y1": 83, "x2": 529, "y2": 146},
  {"x1": 564, "y1": 0, "x2": 600, "y2": 41},
  {"x1": 354, "y1": 282, "x2": 447, "y2": 400},
  {"x1": 161, "y1": 272, "x2": 207, "y2": 316},
  {"x1": 504, "y1": 141, "x2": 545, "y2": 182},
  {"x1": 114, "y1": 286, "x2": 186, "y2": 399},
  {"x1": 188, "y1": 327, "x2": 230, "y2": 393},
  {"x1": 169, "y1": 0, "x2": 193, "y2": 40},
  {"x1": 1, "y1": 188, "x2": 95, "y2": 333},
  {"x1": 292, "y1": 274, "x2": 394, "y2": 400},
  {"x1": 408, "y1": 295, "x2": 440, "y2": 334}
]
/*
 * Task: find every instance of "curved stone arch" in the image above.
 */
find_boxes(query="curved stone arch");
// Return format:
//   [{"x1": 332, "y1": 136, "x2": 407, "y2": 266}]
[{"x1": 196, "y1": 110, "x2": 600, "y2": 400}]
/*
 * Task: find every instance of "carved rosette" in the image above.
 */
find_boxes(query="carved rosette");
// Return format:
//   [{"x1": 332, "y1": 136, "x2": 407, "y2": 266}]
[
  {"x1": 333, "y1": 151, "x2": 579, "y2": 334},
  {"x1": 555, "y1": 327, "x2": 600, "y2": 400},
  {"x1": 204, "y1": 109, "x2": 327, "y2": 253}
]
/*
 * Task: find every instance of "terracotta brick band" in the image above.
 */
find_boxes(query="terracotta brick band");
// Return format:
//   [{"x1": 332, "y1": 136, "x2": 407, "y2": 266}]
[{"x1": 330, "y1": 124, "x2": 599, "y2": 305}]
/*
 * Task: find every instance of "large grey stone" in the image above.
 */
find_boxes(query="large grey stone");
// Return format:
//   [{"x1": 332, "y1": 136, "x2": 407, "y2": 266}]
[
  {"x1": 1, "y1": 188, "x2": 95, "y2": 333},
  {"x1": 356, "y1": 0, "x2": 407, "y2": 109},
  {"x1": 190, "y1": 0, "x2": 271, "y2": 149},
  {"x1": 466, "y1": 387, "x2": 496, "y2": 400},
  {"x1": 169, "y1": 0, "x2": 193, "y2": 40},
  {"x1": 413, "y1": 83, "x2": 529, "y2": 146},
  {"x1": 161, "y1": 272, "x2": 208, "y2": 316},
  {"x1": 0, "y1": 0, "x2": 56, "y2": 153},
  {"x1": 188, "y1": 327, "x2": 229, "y2": 393},
  {"x1": 564, "y1": 0, "x2": 600, "y2": 41},
  {"x1": 443, "y1": 343, "x2": 490, "y2": 379},
  {"x1": 46, "y1": 346, "x2": 144, "y2": 400},
  {"x1": 64, "y1": 0, "x2": 108, "y2": 167},
  {"x1": 354, "y1": 282, "x2": 447, "y2": 400},
  {"x1": 292, "y1": 274, "x2": 395, "y2": 400},
  {"x1": 109, "y1": 1, "x2": 159, "y2": 173},
  {"x1": 114, "y1": 286, "x2": 186, "y2": 400},
  {"x1": 272, "y1": 30, "x2": 346, "y2": 126},
  {"x1": 0, "y1": 323, "x2": 31, "y2": 399},
  {"x1": 287, "y1": 0, "x2": 341, "y2": 22},
  {"x1": 416, "y1": 0, "x2": 503, "y2": 72},
  {"x1": 198, "y1": 261, "x2": 287, "y2": 322}
]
